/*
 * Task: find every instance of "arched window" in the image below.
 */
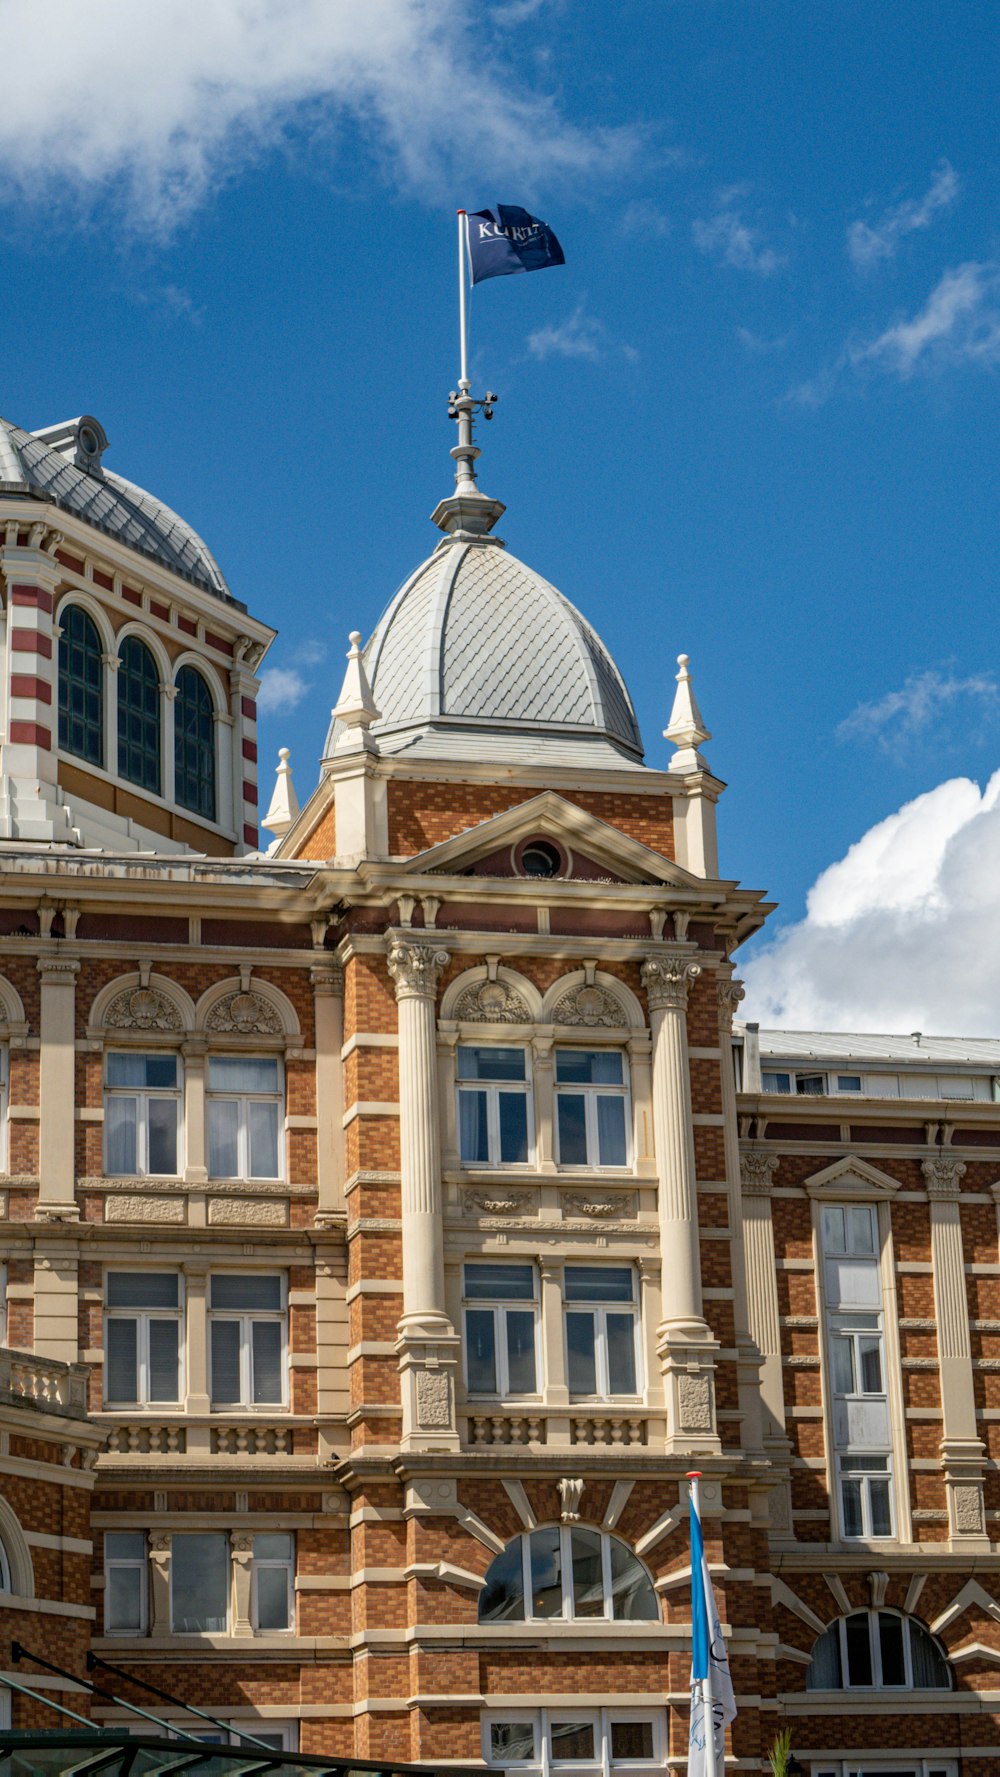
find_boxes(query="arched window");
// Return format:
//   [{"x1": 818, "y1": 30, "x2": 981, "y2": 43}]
[
  {"x1": 479, "y1": 1528, "x2": 658, "y2": 1624},
  {"x1": 807, "y1": 1610, "x2": 951, "y2": 1691},
  {"x1": 174, "y1": 665, "x2": 216, "y2": 821},
  {"x1": 117, "y1": 636, "x2": 161, "y2": 793},
  {"x1": 0, "y1": 1536, "x2": 10, "y2": 1592},
  {"x1": 58, "y1": 605, "x2": 104, "y2": 766}
]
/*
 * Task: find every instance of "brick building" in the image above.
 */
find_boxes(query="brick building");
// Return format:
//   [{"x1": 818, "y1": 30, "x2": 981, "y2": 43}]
[{"x1": 0, "y1": 392, "x2": 996, "y2": 1773}]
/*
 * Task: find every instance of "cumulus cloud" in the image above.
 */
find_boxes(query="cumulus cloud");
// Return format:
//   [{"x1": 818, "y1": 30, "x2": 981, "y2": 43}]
[
  {"x1": 527, "y1": 300, "x2": 606, "y2": 360},
  {"x1": 0, "y1": 0, "x2": 638, "y2": 234},
  {"x1": 788, "y1": 260, "x2": 1000, "y2": 403},
  {"x1": 847, "y1": 160, "x2": 959, "y2": 270},
  {"x1": 256, "y1": 637, "x2": 325, "y2": 713},
  {"x1": 692, "y1": 190, "x2": 784, "y2": 276},
  {"x1": 742, "y1": 771, "x2": 1000, "y2": 1034},
  {"x1": 836, "y1": 667, "x2": 998, "y2": 755}
]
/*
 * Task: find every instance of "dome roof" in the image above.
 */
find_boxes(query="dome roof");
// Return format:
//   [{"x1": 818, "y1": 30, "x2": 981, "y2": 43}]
[
  {"x1": 0, "y1": 414, "x2": 238, "y2": 604},
  {"x1": 326, "y1": 534, "x2": 644, "y2": 767}
]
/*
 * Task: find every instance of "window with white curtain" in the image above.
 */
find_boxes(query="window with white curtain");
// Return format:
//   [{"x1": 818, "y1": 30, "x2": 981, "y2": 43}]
[
  {"x1": 820, "y1": 1203, "x2": 895, "y2": 1539},
  {"x1": 463, "y1": 1263, "x2": 539, "y2": 1397},
  {"x1": 554, "y1": 1050, "x2": 630, "y2": 1168},
  {"x1": 479, "y1": 1528, "x2": 657, "y2": 1624},
  {"x1": 209, "y1": 1274, "x2": 286, "y2": 1407},
  {"x1": 104, "y1": 1532, "x2": 148, "y2": 1635},
  {"x1": 207, "y1": 1056, "x2": 282, "y2": 1180},
  {"x1": 105, "y1": 1052, "x2": 180, "y2": 1176},
  {"x1": 484, "y1": 1710, "x2": 664, "y2": 1777},
  {"x1": 457, "y1": 1046, "x2": 531, "y2": 1165},
  {"x1": 104, "y1": 1273, "x2": 182, "y2": 1406},
  {"x1": 171, "y1": 1532, "x2": 229, "y2": 1633},
  {"x1": 807, "y1": 1610, "x2": 951, "y2": 1691},
  {"x1": 251, "y1": 1532, "x2": 294, "y2": 1632},
  {"x1": 564, "y1": 1266, "x2": 639, "y2": 1397}
]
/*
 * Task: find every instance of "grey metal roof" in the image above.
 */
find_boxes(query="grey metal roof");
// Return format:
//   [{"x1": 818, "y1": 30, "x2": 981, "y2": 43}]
[
  {"x1": 325, "y1": 535, "x2": 644, "y2": 762},
  {"x1": 748, "y1": 1027, "x2": 1000, "y2": 1067},
  {"x1": 0, "y1": 416, "x2": 239, "y2": 604}
]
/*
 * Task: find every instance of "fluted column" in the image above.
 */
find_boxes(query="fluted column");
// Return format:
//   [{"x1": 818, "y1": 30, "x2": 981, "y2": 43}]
[
  {"x1": 387, "y1": 938, "x2": 459, "y2": 1451},
  {"x1": 717, "y1": 971, "x2": 766, "y2": 1458},
  {"x1": 925, "y1": 1156, "x2": 988, "y2": 1546},
  {"x1": 36, "y1": 957, "x2": 80, "y2": 1220},
  {"x1": 740, "y1": 1152, "x2": 793, "y2": 1533},
  {"x1": 312, "y1": 960, "x2": 345, "y2": 1223},
  {"x1": 641, "y1": 951, "x2": 719, "y2": 1454}
]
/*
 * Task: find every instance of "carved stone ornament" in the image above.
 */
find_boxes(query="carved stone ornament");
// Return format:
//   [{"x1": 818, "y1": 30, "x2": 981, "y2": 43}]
[
  {"x1": 552, "y1": 983, "x2": 624, "y2": 1027},
  {"x1": 105, "y1": 986, "x2": 184, "y2": 1032},
  {"x1": 206, "y1": 990, "x2": 282, "y2": 1035},
  {"x1": 562, "y1": 1190, "x2": 637, "y2": 1220},
  {"x1": 922, "y1": 1155, "x2": 967, "y2": 1199},
  {"x1": 454, "y1": 978, "x2": 531, "y2": 1023},
  {"x1": 558, "y1": 1477, "x2": 585, "y2": 1523},
  {"x1": 678, "y1": 1371, "x2": 713, "y2": 1432},
  {"x1": 387, "y1": 940, "x2": 451, "y2": 1000},
  {"x1": 952, "y1": 1483, "x2": 985, "y2": 1533},
  {"x1": 717, "y1": 976, "x2": 746, "y2": 1031},
  {"x1": 641, "y1": 953, "x2": 701, "y2": 1013},
  {"x1": 463, "y1": 1188, "x2": 536, "y2": 1217},
  {"x1": 868, "y1": 1571, "x2": 889, "y2": 1608},
  {"x1": 740, "y1": 1152, "x2": 780, "y2": 1195},
  {"x1": 415, "y1": 1369, "x2": 452, "y2": 1428}
]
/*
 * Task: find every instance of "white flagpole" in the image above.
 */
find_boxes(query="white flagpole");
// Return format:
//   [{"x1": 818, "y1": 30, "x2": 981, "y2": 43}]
[
  {"x1": 457, "y1": 208, "x2": 470, "y2": 389},
  {"x1": 689, "y1": 1472, "x2": 718, "y2": 1777}
]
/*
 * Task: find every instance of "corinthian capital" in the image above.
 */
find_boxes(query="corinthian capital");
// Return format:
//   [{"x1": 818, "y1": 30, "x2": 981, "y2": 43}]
[
  {"x1": 641, "y1": 952, "x2": 701, "y2": 1013},
  {"x1": 717, "y1": 975, "x2": 746, "y2": 1032},
  {"x1": 387, "y1": 940, "x2": 450, "y2": 1001},
  {"x1": 740, "y1": 1151, "x2": 779, "y2": 1195},
  {"x1": 922, "y1": 1155, "x2": 966, "y2": 1199}
]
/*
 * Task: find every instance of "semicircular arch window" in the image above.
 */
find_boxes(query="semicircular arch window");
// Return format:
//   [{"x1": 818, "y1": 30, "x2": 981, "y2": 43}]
[
  {"x1": 58, "y1": 605, "x2": 104, "y2": 767},
  {"x1": 117, "y1": 636, "x2": 161, "y2": 793},
  {"x1": 174, "y1": 665, "x2": 216, "y2": 822},
  {"x1": 807, "y1": 1609, "x2": 951, "y2": 1690},
  {"x1": 478, "y1": 1527, "x2": 658, "y2": 1625}
]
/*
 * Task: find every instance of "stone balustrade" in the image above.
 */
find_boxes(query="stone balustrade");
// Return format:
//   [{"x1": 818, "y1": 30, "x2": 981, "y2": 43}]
[
  {"x1": 465, "y1": 1407, "x2": 649, "y2": 1448},
  {"x1": 0, "y1": 1345, "x2": 89, "y2": 1419}
]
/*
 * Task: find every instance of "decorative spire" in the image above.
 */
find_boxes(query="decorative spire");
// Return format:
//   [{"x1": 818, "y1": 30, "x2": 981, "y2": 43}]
[
  {"x1": 664, "y1": 653, "x2": 711, "y2": 772},
  {"x1": 261, "y1": 747, "x2": 300, "y2": 852},
  {"x1": 430, "y1": 385, "x2": 506, "y2": 541},
  {"x1": 330, "y1": 631, "x2": 381, "y2": 753}
]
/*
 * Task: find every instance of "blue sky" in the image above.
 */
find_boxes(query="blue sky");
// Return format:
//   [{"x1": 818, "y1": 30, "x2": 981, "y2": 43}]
[{"x1": 3, "y1": 0, "x2": 999, "y2": 1029}]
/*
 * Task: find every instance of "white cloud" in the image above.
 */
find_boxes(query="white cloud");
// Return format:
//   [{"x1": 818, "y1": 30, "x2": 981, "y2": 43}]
[
  {"x1": 788, "y1": 260, "x2": 1000, "y2": 403},
  {"x1": 0, "y1": 0, "x2": 638, "y2": 233},
  {"x1": 620, "y1": 198, "x2": 671, "y2": 238},
  {"x1": 692, "y1": 191, "x2": 784, "y2": 276},
  {"x1": 836, "y1": 667, "x2": 998, "y2": 754},
  {"x1": 742, "y1": 771, "x2": 1000, "y2": 1034},
  {"x1": 527, "y1": 300, "x2": 606, "y2": 360},
  {"x1": 256, "y1": 666, "x2": 310, "y2": 714},
  {"x1": 736, "y1": 325, "x2": 788, "y2": 354},
  {"x1": 847, "y1": 160, "x2": 959, "y2": 270}
]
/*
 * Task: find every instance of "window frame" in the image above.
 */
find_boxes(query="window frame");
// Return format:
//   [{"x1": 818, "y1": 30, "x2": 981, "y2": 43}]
[
  {"x1": 208, "y1": 1273, "x2": 288, "y2": 1410},
  {"x1": 553, "y1": 1048, "x2": 631, "y2": 1171},
  {"x1": 808, "y1": 1608, "x2": 952, "y2": 1693},
  {"x1": 250, "y1": 1532, "x2": 295, "y2": 1635},
  {"x1": 103, "y1": 1050, "x2": 182, "y2": 1179},
  {"x1": 58, "y1": 602, "x2": 105, "y2": 769},
  {"x1": 456, "y1": 1044, "x2": 533, "y2": 1169},
  {"x1": 462, "y1": 1263, "x2": 540, "y2": 1400},
  {"x1": 206, "y1": 1054, "x2": 284, "y2": 1182},
  {"x1": 483, "y1": 1708, "x2": 664, "y2": 1774},
  {"x1": 562, "y1": 1266, "x2": 641, "y2": 1400},
  {"x1": 483, "y1": 1527, "x2": 658, "y2": 1626},
  {"x1": 169, "y1": 1530, "x2": 230, "y2": 1635},
  {"x1": 103, "y1": 1531, "x2": 149, "y2": 1638},
  {"x1": 117, "y1": 632, "x2": 162, "y2": 794},
  {"x1": 818, "y1": 1201, "x2": 899, "y2": 1543},
  {"x1": 103, "y1": 1271, "x2": 184, "y2": 1409},
  {"x1": 174, "y1": 664, "x2": 217, "y2": 823}
]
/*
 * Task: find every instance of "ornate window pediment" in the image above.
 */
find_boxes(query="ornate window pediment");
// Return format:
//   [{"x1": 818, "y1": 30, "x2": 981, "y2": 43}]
[{"x1": 804, "y1": 1155, "x2": 900, "y2": 1201}]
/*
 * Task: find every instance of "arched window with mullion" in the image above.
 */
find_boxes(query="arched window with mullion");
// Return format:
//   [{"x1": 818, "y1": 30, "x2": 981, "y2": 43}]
[
  {"x1": 174, "y1": 665, "x2": 216, "y2": 821},
  {"x1": 117, "y1": 636, "x2": 161, "y2": 793},
  {"x1": 58, "y1": 605, "x2": 104, "y2": 767}
]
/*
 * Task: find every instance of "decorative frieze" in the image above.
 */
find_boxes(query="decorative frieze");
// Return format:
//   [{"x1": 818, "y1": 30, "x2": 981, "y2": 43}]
[
  {"x1": 454, "y1": 978, "x2": 531, "y2": 1023},
  {"x1": 104, "y1": 1195, "x2": 186, "y2": 1224},
  {"x1": 207, "y1": 1197, "x2": 288, "y2": 1226},
  {"x1": 561, "y1": 1189, "x2": 637, "y2": 1220},
  {"x1": 205, "y1": 989, "x2": 282, "y2": 1034},
  {"x1": 552, "y1": 983, "x2": 623, "y2": 1027},
  {"x1": 463, "y1": 1187, "x2": 537, "y2": 1217},
  {"x1": 104, "y1": 986, "x2": 184, "y2": 1031}
]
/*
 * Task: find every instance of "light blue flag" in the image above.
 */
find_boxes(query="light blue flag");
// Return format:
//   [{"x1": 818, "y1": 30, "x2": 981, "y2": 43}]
[{"x1": 688, "y1": 1490, "x2": 736, "y2": 1776}]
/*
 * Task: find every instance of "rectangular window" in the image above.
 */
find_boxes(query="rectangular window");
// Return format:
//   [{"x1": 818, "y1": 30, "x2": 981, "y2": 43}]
[
  {"x1": 207, "y1": 1056, "x2": 282, "y2": 1180},
  {"x1": 484, "y1": 1711, "x2": 662, "y2": 1773},
  {"x1": 171, "y1": 1532, "x2": 229, "y2": 1633},
  {"x1": 554, "y1": 1051, "x2": 629, "y2": 1168},
  {"x1": 457, "y1": 1047, "x2": 530, "y2": 1165},
  {"x1": 104, "y1": 1273, "x2": 182, "y2": 1406},
  {"x1": 564, "y1": 1266, "x2": 638, "y2": 1397},
  {"x1": 820, "y1": 1204, "x2": 894, "y2": 1540},
  {"x1": 104, "y1": 1532, "x2": 148, "y2": 1635},
  {"x1": 464, "y1": 1264, "x2": 538, "y2": 1397},
  {"x1": 796, "y1": 1073, "x2": 827, "y2": 1095},
  {"x1": 251, "y1": 1532, "x2": 294, "y2": 1632},
  {"x1": 209, "y1": 1274, "x2": 286, "y2": 1408},
  {"x1": 837, "y1": 1075, "x2": 863, "y2": 1093},
  {"x1": 762, "y1": 1071, "x2": 792, "y2": 1093},
  {"x1": 105, "y1": 1052, "x2": 180, "y2": 1177}
]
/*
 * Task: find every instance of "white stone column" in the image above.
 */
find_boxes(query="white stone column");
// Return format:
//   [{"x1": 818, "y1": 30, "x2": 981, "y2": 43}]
[
  {"x1": 184, "y1": 1263, "x2": 211, "y2": 1418},
  {"x1": 149, "y1": 1535, "x2": 172, "y2": 1633},
  {"x1": 740, "y1": 1152, "x2": 793, "y2": 1533},
  {"x1": 312, "y1": 961, "x2": 345, "y2": 1223},
  {"x1": 717, "y1": 972, "x2": 765, "y2": 1457},
  {"x1": 182, "y1": 1038, "x2": 208, "y2": 1185},
  {"x1": 387, "y1": 938, "x2": 459, "y2": 1451},
  {"x1": 231, "y1": 1533, "x2": 254, "y2": 1637},
  {"x1": 925, "y1": 1156, "x2": 988, "y2": 1545},
  {"x1": 641, "y1": 951, "x2": 719, "y2": 1454},
  {"x1": 36, "y1": 957, "x2": 80, "y2": 1220},
  {"x1": 540, "y1": 1258, "x2": 570, "y2": 1444}
]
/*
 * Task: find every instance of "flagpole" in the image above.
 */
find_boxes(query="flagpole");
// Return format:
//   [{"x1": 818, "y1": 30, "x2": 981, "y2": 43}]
[
  {"x1": 457, "y1": 209, "x2": 470, "y2": 389},
  {"x1": 688, "y1": 1472, "x2": 718, "y2": 1777}
]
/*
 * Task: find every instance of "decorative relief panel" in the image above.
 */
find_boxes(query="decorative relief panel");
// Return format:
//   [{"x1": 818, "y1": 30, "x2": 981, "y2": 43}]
[
  {"x1": 208, "y1": 1197, "x2": 288, "y2": 1226},
  {"x1": 678, "y1": 1371, "x2": 713, "y2": 1432},
  {"x1": 205, "y1": 990, "x2": 282, "y2": 1035},
  {"x1": 552, "y1": 984, "x2": 624, "y2": 1027},
  {"x1": 463, "y1": 1187, "x2": 538, "y2": 1218},
  {"x1": 953, "y1": 1483, "x2": 985, "y2": 1533},
  {"x1": 415, "y1": 1369, "x2": 452, "y2": 1428},
  {"x1": 105, "y1": 987, "x2": 183, "y2": 1032},
  {"x1": 105, "y1": 1195, "x2": 186, "y2": 1224},
  {"x1": 454, "y1": 979, "x2": 531, "y2": 1023},
  {"x1": 740, "y1": 1152, "x2": 780, "y2": 1195},
  {"x1": 561, "y1": 1189, "x2": 637, "y2": 1220}
]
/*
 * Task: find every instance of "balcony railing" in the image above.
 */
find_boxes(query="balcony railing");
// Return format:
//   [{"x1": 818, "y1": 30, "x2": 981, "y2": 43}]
[
  {"x1": 0, "y1": 1347, "x2": 89, "y2": 1420},
  {"x1": 464, "y1": 1406, "x2": 649, "y2": 1447}
]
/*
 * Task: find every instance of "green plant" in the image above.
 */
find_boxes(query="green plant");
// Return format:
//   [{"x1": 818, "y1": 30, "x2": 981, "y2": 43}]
[{"x1": 768, "y1": 1728, "x2": 793, "y2": 1777}]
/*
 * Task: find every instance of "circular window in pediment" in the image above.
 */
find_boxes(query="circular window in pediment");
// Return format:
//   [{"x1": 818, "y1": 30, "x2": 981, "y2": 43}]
[{"x1": 515, "y1": 837, "x2": 565, "y2": 878}]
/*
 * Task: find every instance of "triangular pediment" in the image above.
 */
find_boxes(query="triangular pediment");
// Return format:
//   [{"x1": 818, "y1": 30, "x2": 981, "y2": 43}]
[
  {"x1": 804, "y1": 1154, "x2": 900, "y2": 1200},
  {"x1": 394, "y1": 791, "x2": 696, "y2": 888}
]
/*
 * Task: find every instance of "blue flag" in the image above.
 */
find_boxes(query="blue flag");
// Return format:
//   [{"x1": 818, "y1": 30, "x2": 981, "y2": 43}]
[
  {"x1": 688, "y1": 1488, "x2": 736, "y2": 1776},
  {"x1": 467, "y1": 206, "x2": 565, "y2": 285}
]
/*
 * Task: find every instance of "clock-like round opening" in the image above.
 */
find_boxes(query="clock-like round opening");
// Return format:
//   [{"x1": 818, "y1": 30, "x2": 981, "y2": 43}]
[{"x1": 520, "y1": 839, "x2": 563, "y2": 878}]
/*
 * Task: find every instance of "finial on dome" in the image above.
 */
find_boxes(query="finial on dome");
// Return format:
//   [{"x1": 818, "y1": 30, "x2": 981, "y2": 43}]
[
  {"x1": 430, "y1": 386, "x2": 506, "y2": 542},
  {"x1": 664, "y1": 653, "x2": 712, "y2": 772},
  {"x1": 330, "y1": 630, "x2": 381, "y2": 754},
  {"x1": 261, "y1": 747, "x2": 300, "y2": 852}
]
